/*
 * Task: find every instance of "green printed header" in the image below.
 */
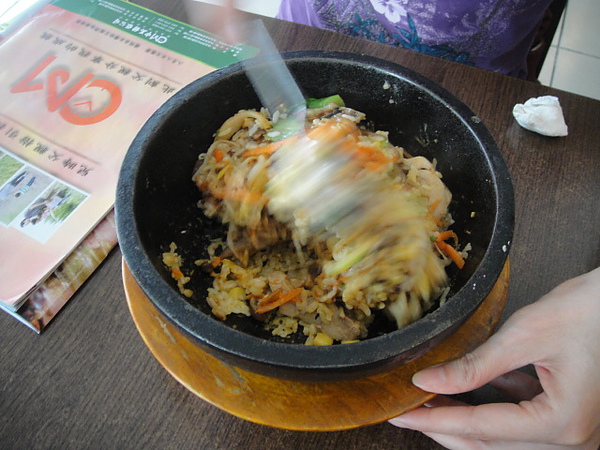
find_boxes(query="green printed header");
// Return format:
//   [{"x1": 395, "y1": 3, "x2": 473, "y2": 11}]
[{"x1": 53, "y1": 0, "x2": 257, "y2": 68}]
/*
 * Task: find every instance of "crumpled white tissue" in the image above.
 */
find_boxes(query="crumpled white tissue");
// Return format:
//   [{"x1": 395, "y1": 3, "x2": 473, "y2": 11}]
[{"x1": 512, "y1": 95, "x2": 568, "y2": 137}]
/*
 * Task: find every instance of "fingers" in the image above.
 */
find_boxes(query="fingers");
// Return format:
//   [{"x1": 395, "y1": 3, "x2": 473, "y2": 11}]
[
  {"x1": 391, "y1": 404, "x2": 587, "y2": 450},
  {"x1": 488, "y1": 370, "x2": 543, "y2": 402},
  {"x1": 412, "y1": 344, "x2": 517, "y2": 395},
  {"x1": 420, "y1": 370, "x2": 542, "y2": 409},
  {"x1": 417, "y1": 274, "x2": 600, "y2": 397},
  {"x1": 412, "y1": 309, "x2": 543, "y2": 395},
  {"x1": 420, "y1": 431, "x2": 482, "y2": 450},
  {"x1": 420, "y1": 431, "x2": 583, "y2": 450},
  {"x1": 390, "y1": 268, "x2": 600, "y2": 447},
  {"x1": 423, "y1": 395, "x2": 465, "y2": 408},
  {"x1": 184, "y1": 0, "x2": 244, "y2": 44},
  {"x1": 389, "y1": 398, "x2": 555, "y2": 443}
]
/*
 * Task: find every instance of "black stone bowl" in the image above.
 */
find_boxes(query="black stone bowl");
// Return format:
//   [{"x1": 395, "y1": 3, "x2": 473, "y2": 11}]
[{"x1": 116, "y1": 51, "x2": 514, "y2": 381}]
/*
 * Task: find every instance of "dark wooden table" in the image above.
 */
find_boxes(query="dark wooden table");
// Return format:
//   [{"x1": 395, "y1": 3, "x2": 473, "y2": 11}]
[{"x1": 2, "y1": 2, "x2": 599, "y2": 449}]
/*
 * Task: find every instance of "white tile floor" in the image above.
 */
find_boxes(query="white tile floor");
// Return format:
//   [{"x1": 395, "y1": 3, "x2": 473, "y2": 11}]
[{"x1": 196, "y1": 0, "x2": 600, "y2": 101}]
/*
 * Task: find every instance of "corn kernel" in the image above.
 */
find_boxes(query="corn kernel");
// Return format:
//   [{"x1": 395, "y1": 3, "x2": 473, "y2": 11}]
[
  {"x1": 228, "y1": 287, "x2": 245, "y2": 302},
  {"x1": 312, "y1": 332, "x2": 334, "y2": 346}
]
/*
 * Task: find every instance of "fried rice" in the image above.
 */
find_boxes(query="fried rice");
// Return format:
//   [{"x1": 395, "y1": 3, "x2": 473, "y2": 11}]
[{"x1": 164, "y1": 97, "x2": 467, "y2": 345}]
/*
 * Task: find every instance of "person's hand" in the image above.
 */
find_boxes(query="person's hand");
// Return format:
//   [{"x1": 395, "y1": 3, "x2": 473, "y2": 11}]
[
  {"x1": 389, "y1": 267, "x2": 600, "y2": 449},
  {"x1": 184, "y1": 0, "x2": 243, "y2": 43}
]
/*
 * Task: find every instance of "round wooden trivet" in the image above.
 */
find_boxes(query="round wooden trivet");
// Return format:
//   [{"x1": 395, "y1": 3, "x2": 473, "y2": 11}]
[{"x1": 123, "y1": 260, "x2": 509, "y2": 431}]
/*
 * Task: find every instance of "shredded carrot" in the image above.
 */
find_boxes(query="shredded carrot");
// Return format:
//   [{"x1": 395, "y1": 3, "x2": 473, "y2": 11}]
[
  {"x1": 440, "y1": 242, "x2": 465, "y2": 269},
  {"x1": 242, "y1": 135, "x2": 298, "y2": 157},
  {"x1": 435, "y1": 231, "x2": 465, "y2": 269},
  {"x1": 334, "y1": 139, "x2": 394, "y2": 170},
  {"x1": 211, "y1": 256, "x2": 222, "y2": 268},
  {"x1": 429, "y1": 199, "x2": 443, "y2": 227},
  {"x1": 171, "y1": 267, "x2": 184, "y2": 279},
  {"x1": 428, "y1": 198, "x2": 441, "y2": 214},
  {"x1": 243, "y1": 119, "x2": 392, "y2": 172},
  {"x1": 308, "y1": 119, "x2": 351, "y2": 140},
  {"x1": 362, "y1": 161, "x2": 384, "y2": 171},
  {"x1": 256, "y1": 288, "x2": 303, "y2": 314},
  {"x1": 213, "y1": 149, "x2": 224, "y2": 162},
  {"x1": 355, "y1": 143, "x2": 393, "y2": 162},
  {"x1": 210, "y1": 188, "x2": 263, "y2": 203},
  {"x1": 437, "y1": 230, "x2": 459, "y2": 246}
]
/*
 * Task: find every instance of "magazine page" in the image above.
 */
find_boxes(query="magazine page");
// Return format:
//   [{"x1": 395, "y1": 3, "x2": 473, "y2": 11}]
[
  {"x1": 0, "y1": 0, "x2": 256, "y2": 311},
  {"x1": 0, "y1": 209, "x2": 117, "y2": 333}
]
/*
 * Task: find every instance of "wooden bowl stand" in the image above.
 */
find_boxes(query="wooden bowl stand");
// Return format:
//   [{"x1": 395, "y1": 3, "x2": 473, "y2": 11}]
[{"x1": 123, "y1": 260, "x2": 509, "y2": 431}]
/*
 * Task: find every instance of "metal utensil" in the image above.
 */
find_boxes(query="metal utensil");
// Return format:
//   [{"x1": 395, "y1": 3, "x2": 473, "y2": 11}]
[
  {"x1": 242, "y1": 21, "x2": 382, "y2": 238},
  {"x1": 243, "y1": 20, "x2": 306, "y2": 135}
]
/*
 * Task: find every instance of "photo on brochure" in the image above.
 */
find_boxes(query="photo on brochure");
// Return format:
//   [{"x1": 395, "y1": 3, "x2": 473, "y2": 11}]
[{"x1": 0, "y1": 148, "x2": 88, "y2": 243}]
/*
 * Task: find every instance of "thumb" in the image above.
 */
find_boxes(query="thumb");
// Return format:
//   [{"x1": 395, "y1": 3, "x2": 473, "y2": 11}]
[{"x1": 412, "y1": 331, "x2": 530, "y2": 395}]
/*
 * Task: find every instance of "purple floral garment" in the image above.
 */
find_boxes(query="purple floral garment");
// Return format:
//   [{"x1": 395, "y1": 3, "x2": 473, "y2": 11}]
[{"x1": 277, "y1": 0, "x2": 552, "y2": 78}]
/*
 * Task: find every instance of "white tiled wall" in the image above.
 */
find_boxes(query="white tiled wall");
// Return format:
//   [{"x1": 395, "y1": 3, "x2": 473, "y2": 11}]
[
  {"x1": 538, "y1": 0, "x2": 600, "y2": 101},
  {"x1": 195, "y1": 0, "x2": 280, "y2": 18},
  {"x1": 196, "y1": 0, "x2": 599, "y2": 101}
]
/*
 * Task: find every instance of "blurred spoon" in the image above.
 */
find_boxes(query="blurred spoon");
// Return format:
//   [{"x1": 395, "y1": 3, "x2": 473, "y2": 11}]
[
  {"x1": 242, "y1": 21, "x2": 388, "y2": 240},
  {"x1": 243, "y1": 19, "x2": 306, "y2": 138}
]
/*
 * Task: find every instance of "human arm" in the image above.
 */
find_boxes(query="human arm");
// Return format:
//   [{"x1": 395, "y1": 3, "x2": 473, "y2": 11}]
[
  {"x1": 184, "y1": 0, "x2": 244, "y2": 43},
  {"x1": 389, "y1": 266, "x2": 600, "y2": 449}
]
